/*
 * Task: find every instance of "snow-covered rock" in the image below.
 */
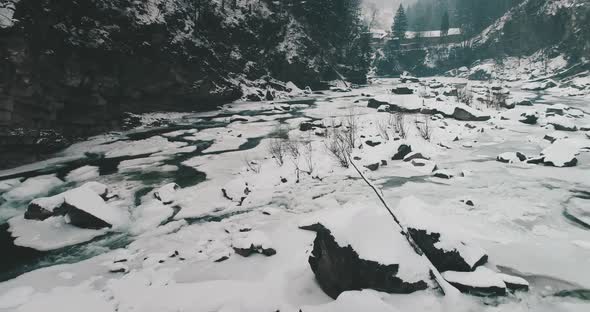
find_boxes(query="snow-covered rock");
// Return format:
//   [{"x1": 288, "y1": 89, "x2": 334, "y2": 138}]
[
  {"x1": 25, "y1": 182, "x2": 111, "y2": 221},
  {"x1": 65, "y1": 166, "x2": 100, "y2": 182},
  {"x1": 541, "y1": 139, "x2": 579, "y2": 167},
  {"x1": 2, "y1": 175, "x2": 64, "y2": 202},
  {"x1": 442, "y1": 267, "x2": 507, "y2": 296},
  {"x1": 397, "y1": 197, "x2": 488, "y2": 273},
  {"x1": 546, "y1": 115, "x2": 577, "y2": 131},
  {"x1": 63, "y1": 187, "x2": 128, "y2": 229},
  {"x1": 377, "y1": 104, "x2": 390, "y2": 112},
  {"x1": 496, "y1": 152, "x2": 527, "y2": 163},
  {"x1": 367, "y1": 95, "x2": 422, "y2": 113},
  {"x1": 231, "y1": 230, "x2": 276, "y2": 257},
  {"x1": 519, "y1": 110, "x2": 539, "y2": 125},
  {"x1": 305, "y1": 203, "x2": 431, "y2": 299},
  {"x1": 522, "y1": 80, "x2": 557, "y2": 91}
]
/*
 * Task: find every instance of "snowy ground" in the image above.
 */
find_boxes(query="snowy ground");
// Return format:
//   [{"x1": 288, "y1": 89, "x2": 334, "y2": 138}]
[{"x1": 0, "y1": 76, "x2": 589, "y2": 311}]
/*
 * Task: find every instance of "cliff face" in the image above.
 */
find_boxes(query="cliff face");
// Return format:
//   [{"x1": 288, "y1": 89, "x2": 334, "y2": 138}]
[
  {"x1": 0, "y1": 0, "x2": 328, "y2": 134},
  {"x1": 471, "y1": 0, "x2": 590, "y2": 60}
]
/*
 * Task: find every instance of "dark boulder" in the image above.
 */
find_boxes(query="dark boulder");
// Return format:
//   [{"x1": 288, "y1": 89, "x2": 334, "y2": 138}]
[
  {"x1": 392, "y1": 87, "x2": 414, "y2": 95},
  {"x1": 309, "y1": 228, "x2": 428, "y2": 299},
  {"x1": 300, "y1": 122, "x2": 314, "y2": 131},
  {"x1": 519, "y1": 112, "x2": 539, "y2": 125},
  {"x1": 451, "y1": 107, "x2": 490, "y2": 122},
  {"x1": 392, "y1": 144, "x2": 412, "y2": 160},
  {"x1": 364, "y1": 163, "x2": 380, "y2": 171},
  {"x1": 234, "y1": 245, "x2": 277, "y2": 257},
  {"x1": 408, "y1": 228, "x2": 488, "y2": 272}
]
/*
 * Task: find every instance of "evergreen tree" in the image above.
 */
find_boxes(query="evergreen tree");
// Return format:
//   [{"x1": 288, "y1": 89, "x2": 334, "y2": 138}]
[
  {"x1": 441, "y1": 11, "x2": 450, "y2": 36},
  {"x1": 391, "y1": 4, "x2": 408, "y2": 41}
]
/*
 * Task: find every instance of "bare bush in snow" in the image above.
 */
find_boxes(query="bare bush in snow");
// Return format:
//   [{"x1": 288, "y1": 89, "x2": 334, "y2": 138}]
[
  {"x1": 325, "y1": 128, "x2": 351, "y2": 168},
  {"x1": 457, "y1": 86, "x2": 473, "y2": 106},
  {"x1": 303, "y1": 133, "x2": 314, "y2": 174},
  {"x1": 416, "y1": 116, "x2": 432, "y2": 141},
  {"x1": 243, "y1": 155, "x2": 261, "y2": 173},
  {"x1": 393, "y1": 113, "x2": 408, "y2": 139},
  {"x1": 268, "y1": 138, "x2": 287, "y2": 166}
]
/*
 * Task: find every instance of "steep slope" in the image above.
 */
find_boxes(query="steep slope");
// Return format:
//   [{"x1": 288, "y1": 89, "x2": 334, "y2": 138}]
[
  {"x1": 471, "y1": 0, "x2": 590, "y2": 60},
  {"x1": 0, "y1": 0, "x2": 330, "y2": 133}
]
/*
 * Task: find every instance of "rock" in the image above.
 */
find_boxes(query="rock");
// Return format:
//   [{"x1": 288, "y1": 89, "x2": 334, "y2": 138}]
[
  {"x1": 25, "y1": 195, "x2": 65, "y2": 221},
  {"x1": 543, "y1": 132, "x2": 568, "y2": 143},
  {"x1": 400, "y1": 72, "x2": 420, "y2": 83},
  {"x1": 392, "y1": 87, "x2": 413, "y2": 95},
  {"x1": 465, "y1": 200, "x2": 474, "y2": 206},
  {"x1": 429, "y1": 81, "x2": 444, "y2": 89},
  {"x1": 442, "y1": 267, "x2": 507, "y2": 296},
  {"x1": 522, "y1": 80, "x2": 557, "y2": 91},
  {"x1": 546, "y1": 104, "x2": 569, "y2": 116},
  {"x1": 308, "y1": 207, "x2": 430, "y2": 299},
  {"x1": 433, "y1": 170, "x2": 453, "y2": 179},
  {"x1": 364, "y1": 163, "x2": 380, "y2": 171},
  {"x1": 526, "y1": 156, "x2": 545, "y2": 164},
  {"x1": 24, "y1": 182, "x2": 111, "y2": 221},
  {"x1": 498, "y1": 273, "x2": 529, "y2": 292},
  {"x1": 403, "y1": 152, "x2": 429, "y2": 162},
  {"x1": 377, "y1": 105, "x2": 390, "y2": 112},
  {"x1": 229, "y1": 115, "x2": 251, "y2": 123},
  {"x1": 365, "y1": 140, "x2": 382, "y2": 147},
  {"x1": 451, "y1": 107, "x2": 490, "y2": 121},
  {"x1": 497, "y1": 152, "x2": 527, "y2": 163},
  {"x1": 314, "y1": 128, "x2": 327, "y2": 137},
  {"x1": 468, "y1": 69, "x2": 492, "y2": 81},
  {"x1": 547, "y1": 116, "x2": 577, "y2": 132},
  {"x1": 368, "y1": 95, "x2": 422, "y2": 113},
  {"x1": 541, "y1": 139, "x2": 579, "y2": 167},
  {"x1": 232, "y1": 230, "x2": 276, "y2": 257},
  {"x1": 519, "y1": 110, "x2": 539, "y2": 125},
  {"x1": 154, "y1": 183, "x2": 179, "y2": 204},
  {"x1": 62, "y1": 187, "x2": 126, "y2": 229},
  {"x1": 392, "y1": 144, "x2": 412, "y2": 160},
  {"x1": 300, "y1": 121, "x2": 314, "y2": 131},
  {"x1": 501, "y1": 101, "x2": 515, "y2": 109},
  {"x1": 407, "y1": 228, "x2": 488, "y2": 272}
]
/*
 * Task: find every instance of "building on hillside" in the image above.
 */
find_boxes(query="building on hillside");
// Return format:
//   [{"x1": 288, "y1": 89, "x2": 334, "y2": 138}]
[{"x1": 370, "y1": 28, "x2": 464, "y2": 50}]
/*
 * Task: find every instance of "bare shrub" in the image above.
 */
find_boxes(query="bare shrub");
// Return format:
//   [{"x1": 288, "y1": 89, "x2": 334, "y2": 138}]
[
  {"x1": 392, "y1": 113, "x2": 408, "y2": 139},
  {"x1": 302, "y1": 133, "x2": 314, "y2": 174},
  {"x1": 415, "y1": 116, "x2": 432, "y2": 141},
  {"x1": 243, "y1": 156, "x2": 261, "y2": 173},
  {"x1": 268, "y1": 138, "x2": 287, "y2": 166},
  {"x1": 376, "y1": 115, "x2": 391, "y2": 141},
  {"x1": 457, "y1": 86, "x2": 473, "y2": 106},
  {"x1": 325, "y1": 128, "x2": 351, "y2": 168},
  {"x1": 343, "y1": 107, "x2": 359, "y2": 150}
]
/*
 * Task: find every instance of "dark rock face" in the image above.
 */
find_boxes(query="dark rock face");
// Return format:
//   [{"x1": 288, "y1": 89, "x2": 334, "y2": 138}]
[
  {"x1": 468, "y1": 69, "x2": 492, "y2": 81},
  {"x1": 451, "y1": 107, "x2": 490, "y2": 121},
  {"x1": 309, "y1": 228, "x2": 428, "y2": 299},
  {"x1": 392, "y1": 87, "x2": 413, "y2": 95},
  {"x1": 23, "y1": 203, "x2": 55, "y2": 221},
  {"x1": 62, "y1": 202, "x2": 112, "y2": 230},
  {"x1": 446, "y1": 279, "x2": 506, "y2": 296},
  {"x1": 392, "y1": 144, "x2": 412, "y2": 160},
  {"x1": 544, "y1": 157, "x2": 578, "y2": 168},
  {"x1": 367, "y1": 99, "x2": 421, "y2": 113},
  {"x1": 364, "y1": 162, "x2": 380, "y2": 171},
  {"x1": 519, "y1": 112, "x2": 538, "y2": 125},
  {"x1": 408, "y1": 229, "x2": 488, "y2": 272},
  {"x1": 234, "y1": 245, "x2": 277, "y2": 257}
]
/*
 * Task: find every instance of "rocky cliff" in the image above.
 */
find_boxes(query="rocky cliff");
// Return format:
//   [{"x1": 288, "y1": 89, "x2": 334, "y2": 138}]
[{"x1": 0, "y1": 0, "x2": 354, "y2": 168}]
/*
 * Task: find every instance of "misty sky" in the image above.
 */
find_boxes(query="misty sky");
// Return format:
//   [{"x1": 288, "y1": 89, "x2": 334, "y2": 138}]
[{"x1": 363, "y1": 0, "x2": 416, "y2": 29}]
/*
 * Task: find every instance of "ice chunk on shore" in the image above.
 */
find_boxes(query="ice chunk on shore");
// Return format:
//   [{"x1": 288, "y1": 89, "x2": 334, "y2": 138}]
[{"x1": 2, "y1": 175, "x2": 64, "y2": 202}]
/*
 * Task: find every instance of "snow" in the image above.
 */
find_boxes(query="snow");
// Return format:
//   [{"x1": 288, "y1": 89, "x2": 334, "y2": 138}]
[
  {"x1": 442, "y1": 266, "x2": 506, "y2": 289},
  {"x1": 65, "y1": 166, "x2": 100, "y2": 183},
  {"x1": 497, "y1": 273, "x2": 529, "y2": 287},
  {"x1": 0, "y1": 286, "x2": 34, "y2": 309},
  {"x1": 63, "y1": 187, "x2": 128, "y2": 229},
  {"x1": 2, "y1": 175, "x2": 64, "y2": 202},
  {"x1": 1, "y1": 76, "x2": 590, "y2": 312},
  {"x1": 302, "y1": 290, "x2": 400, "y2": 312},
  {"x1": 8, "y1": 216, "x2": 108, "y2": 251},
  {"x1": 0, "y1": 177, "x2": 22, "y2": 193}
]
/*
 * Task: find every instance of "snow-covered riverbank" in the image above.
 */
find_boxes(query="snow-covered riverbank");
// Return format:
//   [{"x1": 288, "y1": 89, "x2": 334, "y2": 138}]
[{"x1": 0, "y1": 77, "x2": 589, "y2": 311}]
